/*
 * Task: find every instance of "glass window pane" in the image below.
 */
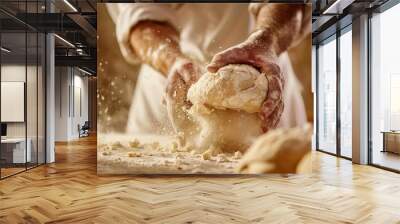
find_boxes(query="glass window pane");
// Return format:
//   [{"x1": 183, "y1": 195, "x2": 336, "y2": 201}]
[
  {"x1": 371, "y1": 3, "x2": 400, "y2": 171},
  {"x1": 318, "y1": 36, "x2": 337, "y2": 154},
  {"x1": 1, "y1": 31, "x2": 28, "y2": 177},
  {"x1": 340, "y1": 28, "x2": 352, "y2": 158},
  {"x1": 1, "y1": 0, "x2": 46, "y2": 179}
]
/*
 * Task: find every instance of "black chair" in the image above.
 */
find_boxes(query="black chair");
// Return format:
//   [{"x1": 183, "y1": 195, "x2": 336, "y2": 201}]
[{"x1": 79, "y1": 121, "x2": 90, "y2": 138}]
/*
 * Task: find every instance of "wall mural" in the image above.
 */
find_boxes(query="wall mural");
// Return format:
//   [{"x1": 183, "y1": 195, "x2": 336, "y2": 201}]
[{"x1": 97, "y1": 3, "x2": 313, "y2": 174}]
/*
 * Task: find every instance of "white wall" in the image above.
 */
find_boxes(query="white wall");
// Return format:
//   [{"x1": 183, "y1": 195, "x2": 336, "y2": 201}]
[
  {"x1": 1, "y1": 65, "x2": 27, "y2": 142},
  {"x1": 54, "y1": 67, "x2": 89, "y2": 141},
  {"x1": 55, "y1": 67, "x2": 69, "y2": 141}
]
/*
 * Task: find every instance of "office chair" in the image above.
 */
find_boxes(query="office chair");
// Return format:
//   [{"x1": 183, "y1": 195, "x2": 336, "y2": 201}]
[{"x1": 79, "y1": 121, "x2": 90, "y2": 138}]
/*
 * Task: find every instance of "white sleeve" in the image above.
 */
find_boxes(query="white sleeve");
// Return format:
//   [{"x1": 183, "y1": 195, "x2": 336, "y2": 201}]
[{"x1": 107, "y1": 3, "x2": 178, "y2": 64}]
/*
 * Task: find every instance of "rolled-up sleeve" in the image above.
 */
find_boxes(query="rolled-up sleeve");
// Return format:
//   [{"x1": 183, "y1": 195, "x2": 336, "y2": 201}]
[
  {"x1": 248, "y1": 2, "x2": 311, "y2": 48},
  {"x1": 107, "y1": 3, "x2": 178, "y2": 64},
  {"x1": 248, "y1": 3, "x2": 267, "y2": 21}
]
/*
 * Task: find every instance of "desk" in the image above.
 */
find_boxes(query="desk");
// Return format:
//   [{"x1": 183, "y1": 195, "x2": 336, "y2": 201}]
[
  {"x1": 381, "y1": 131, "x2": 400, "y2": 154},
  {"x1": 1, "y1": 138, "x2": 31, "y2": 163}
]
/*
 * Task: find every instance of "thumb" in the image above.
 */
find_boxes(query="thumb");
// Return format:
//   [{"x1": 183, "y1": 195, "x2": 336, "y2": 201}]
[
  {"x1": 207, "y1": 53, "x2": 226, "y2": 73},
  {"x1": 207, "y1": 47, "x2": 246, "y2": 73}
]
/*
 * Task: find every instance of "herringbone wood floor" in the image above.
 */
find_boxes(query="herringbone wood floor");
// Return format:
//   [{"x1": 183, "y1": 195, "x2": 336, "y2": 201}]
[{"x1": 1, "y1": 135, "x2": 400, "y2": 224}]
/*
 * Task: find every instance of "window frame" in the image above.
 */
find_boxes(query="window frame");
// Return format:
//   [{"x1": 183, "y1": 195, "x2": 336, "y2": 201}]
[
  {"x1": 315, "y1": 24, "x2": 353, "y2": 160},
  {"x1": 367, "y1": 0, "x2": 400, "y2": 173}
]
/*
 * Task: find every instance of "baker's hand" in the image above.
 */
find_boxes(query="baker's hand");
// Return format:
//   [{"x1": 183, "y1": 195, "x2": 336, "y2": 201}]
[
  {"x1": 166, "y1": 57, "x2": 203, "y2": 106},
  {"x1": 165, "y1": 57, "x2": 203, "y2": 134},
  {"x1": 207, "y1": 29, "x2": 284, "y2": 133}
]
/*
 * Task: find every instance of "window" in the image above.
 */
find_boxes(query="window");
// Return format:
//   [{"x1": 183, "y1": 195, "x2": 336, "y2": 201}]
[
  {"x1": 339, "y1": 27, "x2": 352, "y2": 158},
  {"x1": 317, "y1": 36, "x2": 337, "y2": 154},
  {"x1": 370, "y1": 2, "x2": 400, "y2": 171}
]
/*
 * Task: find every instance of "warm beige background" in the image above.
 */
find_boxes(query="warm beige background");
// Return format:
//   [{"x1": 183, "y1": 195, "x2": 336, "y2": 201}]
[
  {"x1": 288, "y1": 34, "x2": 313, "y2": 122},
  {"x1": 97, "y1": 4, "x2": 139, "y2": 133},
  {"x1": 97, "y1": 4, "x2": 313, "y2": 133}
]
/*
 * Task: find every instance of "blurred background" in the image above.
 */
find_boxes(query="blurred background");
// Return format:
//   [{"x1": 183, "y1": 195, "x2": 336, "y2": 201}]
[{"x1": 98, "y1": 4, "x2": 139, "y2": 133}]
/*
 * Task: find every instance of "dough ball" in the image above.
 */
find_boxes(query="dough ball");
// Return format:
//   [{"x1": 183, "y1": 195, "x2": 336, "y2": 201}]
[
  {"x1": 186, "y1": 104, "x2": 263, "y2": 153},
  {"x1": 183, "y1": 64, "x2": 268, "y2": 153},
  {"x1": 187, "y1": 64, "x2": 268, "y2": 113},
  {"x1": 237, "y1": 124, "x2": 312, "y2": 174}
]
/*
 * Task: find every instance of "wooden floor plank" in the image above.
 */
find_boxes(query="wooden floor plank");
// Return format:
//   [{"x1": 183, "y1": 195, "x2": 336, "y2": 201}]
[{"x1": 0, "y1": 135, "x2": 399, "y2": 223}]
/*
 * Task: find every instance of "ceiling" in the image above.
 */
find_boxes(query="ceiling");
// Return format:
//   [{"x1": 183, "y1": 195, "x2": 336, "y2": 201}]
[
  {"x1": 0, "y1": 0, "x2": 97, "y2": 74},
  {"x1": 312, "y1": 0, "x2": 392, "y2": 43}
]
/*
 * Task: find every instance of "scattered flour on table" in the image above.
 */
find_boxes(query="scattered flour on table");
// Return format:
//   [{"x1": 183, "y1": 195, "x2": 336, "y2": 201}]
[{"x1": 97, "y1": 134, "x2": 242, "y2": 174}]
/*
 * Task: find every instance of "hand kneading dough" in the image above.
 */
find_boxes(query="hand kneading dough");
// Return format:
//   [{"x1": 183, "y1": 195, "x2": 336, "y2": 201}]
[
  {"x1": 183, "y1": 64, "x2": 268, "y2": 153},
  {"x1": 188, "y1": 64, "x2": 268, "y2": 113},
  {"x1": 237, "y1": 124, "x2": 312, "y2": 174}
]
